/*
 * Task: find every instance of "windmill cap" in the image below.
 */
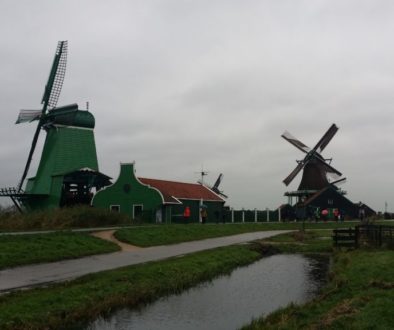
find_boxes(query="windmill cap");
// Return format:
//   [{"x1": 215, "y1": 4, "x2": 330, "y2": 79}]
[{"x1": 46, "y1": 104, "x2": 95, "y2": 128}]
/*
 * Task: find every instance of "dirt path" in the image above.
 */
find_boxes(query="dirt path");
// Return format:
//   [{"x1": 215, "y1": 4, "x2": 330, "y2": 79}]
[{"x1": 91, "y1": 230, "x2": 141, "y2": 251}]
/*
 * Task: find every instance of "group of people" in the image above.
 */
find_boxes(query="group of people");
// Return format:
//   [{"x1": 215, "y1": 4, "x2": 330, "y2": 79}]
[
  {"x1": 183, "y1": 206, "x2": 208, "y2": 224},
  {"x1": 313, "y1": 207, "x2": 343, "y2": 222},
  {"x1": 183, "y1": 206, "x2": 225, "y2": 224}
]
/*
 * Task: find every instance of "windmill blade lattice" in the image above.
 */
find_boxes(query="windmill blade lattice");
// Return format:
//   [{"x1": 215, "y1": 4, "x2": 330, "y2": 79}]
[
  {"x1": 43, "y1": 41, "x2": 68, "y2": 109},
  {"x1": 281, "y1": 131, "x2": 311, "y2": 154}
]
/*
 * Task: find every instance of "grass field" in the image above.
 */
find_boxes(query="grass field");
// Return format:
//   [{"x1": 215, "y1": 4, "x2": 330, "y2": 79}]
[
  {"x1": 0, "y1": 232, "x2": 119, "y2": 270},
  {"x1": 262, "y1": 229, "x2": 334, "y2": 253},
  {"x1": 113, "y1": 221, "x2": 391, "y2": 247},
  {"x1": 1, "y1": 221, "x2": 391, "y2": 269}
]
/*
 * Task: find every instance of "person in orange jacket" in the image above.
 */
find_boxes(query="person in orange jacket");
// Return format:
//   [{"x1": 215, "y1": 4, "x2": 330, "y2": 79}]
[{"x1": 183, "y1": 206, "x2": 191, "y2": 224}]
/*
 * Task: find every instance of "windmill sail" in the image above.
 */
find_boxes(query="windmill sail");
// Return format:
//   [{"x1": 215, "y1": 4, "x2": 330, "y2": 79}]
[
  {"x1": 42, "y1": 41, "x2": 68, "y2": 109},
  {"x1": 17, "y1": 41, "x2": 68, "y2": 192},
  {"x1": 313, "y1": 124, "x2": 338, "y2": 153},
  {"x1": 281, "y1": 131, "x2": 311, "y2": 154},
  {"x1": 15, "y1": 110, "x2": 42, "y2": 124}
]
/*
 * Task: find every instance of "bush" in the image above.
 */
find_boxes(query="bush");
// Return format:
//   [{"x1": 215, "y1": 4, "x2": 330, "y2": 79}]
[{"x1": 0, "y1": 206, "x2": 132, "y2": 231}]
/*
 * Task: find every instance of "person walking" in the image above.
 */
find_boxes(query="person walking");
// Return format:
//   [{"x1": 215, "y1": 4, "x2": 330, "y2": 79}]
[
  {"x1": 321, "y1": 209, "x2": 328, "y2": 222},
  {"x1": 333, "y1": 208, "x2": 339, "y2": 222},
  {"x1": 183, "y1": 206, "x2": 191, "y2": 224},
  {"x1": 200, "y1": 207, "x2": 208, "y2": 224},
  {"x1": 314, "y1": 207, "x2": 320, "y2": 222}
]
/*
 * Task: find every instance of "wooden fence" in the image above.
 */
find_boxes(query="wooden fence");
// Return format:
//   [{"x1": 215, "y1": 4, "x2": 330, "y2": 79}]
[{"x1": 333, "y1": 225, "x2": 394, "y2": 248}]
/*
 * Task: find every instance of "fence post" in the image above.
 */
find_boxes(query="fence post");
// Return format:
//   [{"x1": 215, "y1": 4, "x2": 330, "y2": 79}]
[
  {"x1": 254, "y1": 208, "x2": 257, "y2": 222},
  {"x1": 266, "y1": 208, "x2": 270, "y2": 222},
  {"x1": 278, "y1": 207, "x2": 281, "y2": 222},
  {"x1": 333, "y1": 229, "x2": 337, "y2": 247},
  {"x1": 242, "y1": 208, "x2": 245, "y2": 223},
  {"x1": 231, "y1": 208, "x2": 234, "y2": 223},
  {"x1": 379, "y1": 225, "x2": 382, "y2": 247},
  {"x1": 355, "y1": 226, "x2": 359, "y2": 248}
]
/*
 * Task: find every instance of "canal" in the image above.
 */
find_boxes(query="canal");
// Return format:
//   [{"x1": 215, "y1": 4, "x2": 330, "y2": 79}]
[{"x1": 87, "y1": 254, "x2": 329, "y2": 330}]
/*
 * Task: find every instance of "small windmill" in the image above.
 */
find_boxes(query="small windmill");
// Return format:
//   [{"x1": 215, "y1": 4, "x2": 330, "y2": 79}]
[
  {"x1": 198, "y1": 173, "x2": 228, "y2": 198},
  {"x1": 0, "y1": 41, "x2": 110, "y2": 212}
]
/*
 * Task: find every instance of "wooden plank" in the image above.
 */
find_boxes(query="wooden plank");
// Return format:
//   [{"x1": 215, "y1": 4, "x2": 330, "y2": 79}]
[
  {"x1": 334, "y1": 236, "x2": 356, "y2": 241},
  {"x1": 336, "y1": 242, "x2": 356, "y2": 247},
  {"x1": 333, "y1": 229, "x2": 355, "y2": 234}
]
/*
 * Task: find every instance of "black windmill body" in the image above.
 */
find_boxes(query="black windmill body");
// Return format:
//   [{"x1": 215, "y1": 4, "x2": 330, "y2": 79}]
[
  {"x1": 282, "y1": 124, "x2": 344, "y2": 205},
  {"x1": 198, "y1": 173, "x2": 228, "y2": 199}
]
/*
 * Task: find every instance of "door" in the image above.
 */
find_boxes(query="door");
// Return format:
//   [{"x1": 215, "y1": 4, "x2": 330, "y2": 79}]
[{"x1": 133, "y1": 204, "x2": 143, "y2": 220}]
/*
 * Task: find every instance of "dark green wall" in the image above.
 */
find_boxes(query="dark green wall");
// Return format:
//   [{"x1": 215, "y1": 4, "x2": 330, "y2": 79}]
[
  {"x1": 169, "y1": 200, "x2": 225, "y2": 223},
  {"x1": 92, "y1": 163, "x2": 163, "y2": 217},
  {"x1": 22, "y1": 126, "x2": 99, "y2": 212}
]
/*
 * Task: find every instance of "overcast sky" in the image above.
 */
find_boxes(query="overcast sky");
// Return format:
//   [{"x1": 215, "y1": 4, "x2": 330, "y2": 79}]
[{"x1": 1, "y1": 0, "x2": 394, "y2": 211}]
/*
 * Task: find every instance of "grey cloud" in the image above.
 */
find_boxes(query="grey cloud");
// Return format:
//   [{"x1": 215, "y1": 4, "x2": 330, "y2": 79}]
[{"x1": 1, "y1": 1, "x2": 394, "y2": 211}]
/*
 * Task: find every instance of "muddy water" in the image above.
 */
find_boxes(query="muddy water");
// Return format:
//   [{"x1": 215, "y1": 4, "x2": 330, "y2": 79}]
[{"x1": 87, "y1": 254, "x2": 329, "y2": 330}]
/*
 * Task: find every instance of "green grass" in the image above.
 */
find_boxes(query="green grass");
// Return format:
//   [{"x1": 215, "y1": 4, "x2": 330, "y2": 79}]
[
  {"x1": 262, "y1": 229, "x2": 334, "y2": 253},
  {"x1": 0, "y1": 244, "x2": 262, "y2": 330},
  {"x1": 0, "y1": 232, "x2": 120, "y2": 269},
  {"x1": 114, "y1": 223, "x2": 282, "y2": 246},
  {"x1": 113, "y1": 222, "x2": 388, "y2": 247}
]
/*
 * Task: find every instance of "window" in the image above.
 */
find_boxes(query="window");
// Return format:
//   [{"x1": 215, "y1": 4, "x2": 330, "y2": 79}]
[
  {"x1": 133, "y1": 204, "x2": 143, "y2": 218},
  {"x1": 110, "y1": 205, "x2": 120, "y2": 212},
  {"x1": 327, "y1": 199, "x2": 334, "y2": 205}
]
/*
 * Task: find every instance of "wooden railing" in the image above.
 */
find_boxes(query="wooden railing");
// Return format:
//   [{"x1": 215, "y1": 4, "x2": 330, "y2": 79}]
[
  {"x1": 333, "y1": 225, "x2": 394, "y2": 249},
  {"x1": 333, "y1": 228, "x2": 357, "y2": 248}
]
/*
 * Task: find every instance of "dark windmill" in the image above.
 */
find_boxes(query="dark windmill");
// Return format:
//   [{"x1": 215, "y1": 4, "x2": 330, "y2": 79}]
[
  {"x1": 0, "y1": 41, "x2": 111, "y2": 212},
  {"x1": 198, "y1": 173, "x2": 228, "y2": 198},
  {"x1": 281, "y1": 124, "x2": 344, "y2": 205},
  {"x1": 280, "y1": 124, "x2": 374, "y2": 220}
]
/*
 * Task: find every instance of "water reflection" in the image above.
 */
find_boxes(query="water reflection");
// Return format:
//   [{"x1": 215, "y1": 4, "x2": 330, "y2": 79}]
[{"x1": 88, "y1": 254, "x2": 328, "y2": 330}]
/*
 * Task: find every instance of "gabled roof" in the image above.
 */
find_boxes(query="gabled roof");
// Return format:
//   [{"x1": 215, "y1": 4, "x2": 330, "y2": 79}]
[
  {"x1": 138, "y1": 178, "x2": 225, "y2": 204},
  {"x1": 302, "y1": 185, "x2": 353, "y2": 208}
]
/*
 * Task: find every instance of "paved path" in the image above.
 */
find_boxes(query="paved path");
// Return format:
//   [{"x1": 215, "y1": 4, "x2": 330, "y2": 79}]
[{"x1": 0, "y1": 230, "x2": 291, "y2": 293}]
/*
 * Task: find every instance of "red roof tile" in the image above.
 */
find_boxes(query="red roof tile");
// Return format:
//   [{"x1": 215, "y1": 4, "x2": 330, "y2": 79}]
[{"x1": 138, "y1": 178, "x2": 225, "y2": 204}]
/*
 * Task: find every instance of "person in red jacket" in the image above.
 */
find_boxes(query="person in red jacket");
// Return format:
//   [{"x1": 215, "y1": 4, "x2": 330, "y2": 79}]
[{"x1": 183, "y1": 206, "x2": 191, "y2": 224}]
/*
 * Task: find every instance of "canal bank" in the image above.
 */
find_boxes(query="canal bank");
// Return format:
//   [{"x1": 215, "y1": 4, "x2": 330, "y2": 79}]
[
  {"x1": 242, "y1": 231, "x2": 394, "y2": 330},
  {"x1": 0, "y1": 230, "x2": 392, "y2": 329}
]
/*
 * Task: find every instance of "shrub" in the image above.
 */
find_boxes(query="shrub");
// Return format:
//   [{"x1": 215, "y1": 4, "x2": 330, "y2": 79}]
[{"x1": 0, "y1": 205, "x2": 132, "y2": 231}]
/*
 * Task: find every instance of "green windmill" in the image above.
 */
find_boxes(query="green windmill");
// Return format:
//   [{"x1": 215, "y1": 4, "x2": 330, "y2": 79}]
[{"x1": 0, "y1": 41, "x2": 111, "y2": 212}]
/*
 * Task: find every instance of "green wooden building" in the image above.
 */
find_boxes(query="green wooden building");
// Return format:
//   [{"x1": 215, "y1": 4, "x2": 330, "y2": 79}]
[
  {"x1": 92, "y1": 163, "x2": 226, "y2": 223},
  {"x1": 22, "y1": 104, "x2": 111, "y2": 211}
]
